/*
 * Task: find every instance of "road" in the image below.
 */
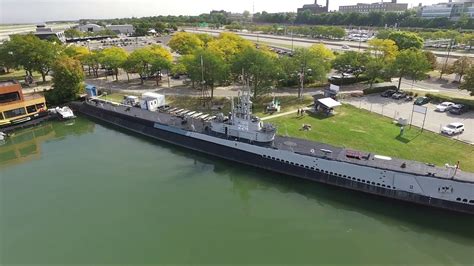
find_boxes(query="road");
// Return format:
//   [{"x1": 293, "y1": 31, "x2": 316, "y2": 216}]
[
  {"x1": 343, "y1": 94, "x2": 474, "y2": 144},
  {"x1": 184, "y1": 28, "x2": 473, "y2": 63}
]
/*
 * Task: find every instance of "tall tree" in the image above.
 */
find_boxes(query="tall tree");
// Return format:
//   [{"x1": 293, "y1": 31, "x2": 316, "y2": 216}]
[
  {"x1": 332, "y1": 51, "x2": 368, "y2": 78},
  {"x1": 207, "y1": 32, "x2": 253, "y2": 62},
  {"x1": 390, "y1": 48, "x2": 431, "y2": 90},
  {"x1": 292, "y1": 48, "x2": 328, "y2": 98},
  {"x1": 452, "y1": 56, "x2": 472, "y2": 83},
  {"x1": 459, "y1": 66, "x2": 474, "y2": 96},
  {"x1": 367, "y1": 38, "x2": 399, "y2": 63},
  {"x1": 46, "y1": 56, "x2": 84, "y2": 104},
  {"x1": 182, "y1": 48, "x2": 229, "y2": 99},
  {"x1": 388, "y1": 31, "x2": 424, "y2": 50},
  {"x1": 231, "y1": 47, "x2": 280, "y2": 98},
  {"x1": 168, "y1": 32, "x2": 204, "y2": 55},
  {"x1": 3, "y1": 34, "x2": 59, "y2": 81},
  {"x1": 99, "y1": 47, "x2": 128, "y2": 80},
  {"x1": 123, "y1": 46, "x2": 172, "y2": 84},
  {"x1": 308, "y1": 44, "x2": 335, "y2": 72}
]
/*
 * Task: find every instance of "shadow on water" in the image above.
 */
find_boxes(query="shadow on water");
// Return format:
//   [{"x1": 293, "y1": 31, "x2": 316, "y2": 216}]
[
  {"x1": 92, "y1": 117, "x2": 474, "y2": 242},
  {"x1": 0, "y1": 118, "x2": 94, "y2": 169}
]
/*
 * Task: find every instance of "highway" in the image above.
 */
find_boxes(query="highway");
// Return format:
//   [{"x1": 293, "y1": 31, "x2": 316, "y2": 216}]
[{"x1": 184, "y1": 28, "x2": 473, "y2": 63}]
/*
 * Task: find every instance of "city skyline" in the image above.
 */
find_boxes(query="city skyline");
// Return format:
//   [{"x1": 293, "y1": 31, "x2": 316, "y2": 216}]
[{"x1": 1, "y1": 0, "x2": 443, "y2": 24}]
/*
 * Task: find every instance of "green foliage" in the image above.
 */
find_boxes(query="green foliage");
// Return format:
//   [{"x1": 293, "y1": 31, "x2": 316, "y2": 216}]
[
  {"x1": 291, "y1": 48, "x2": 330, "y2": 97},
  {"x1": 46, "y1": 56, "x2": 84, "y2": 105},
  {"x1": 332, "y1": 51, "x2": 367, "y2": 77},
  {"x1": 123, "y1": 46, "x2": 172, "y2": 84},
  {"x1": 390, "y1": 48, "x2": 431, "y2": 90},
  {"x1": 459, "y1": 66, "x2": 474, "y2": 96},
  {"x1": 64, "y1": 28, "x2": 85, "y2": 38},
  {"x1": 231, "y1": 47, "x2": 280, "y2": 98},
  {"x1": 388, "y1": 31, "x2": 424, "y2": 50},
  {"x1": 180, "y1": 48, "x2": 229, "y2": 98},
  {"x1": 367, "y1": 39, "x2": 399, "y2": 63},
  {"x1": 208, "y1": 32, "x2": 254, "y2": 62},
  {"x1": 423, "y1": 51, "x2": 437, "y2": 70},
  {"x1": 168, "y1": 32, "x2": 204, "y2": 55},
  {"x1": 99, "y1": 47, "x2": 128, "y2": 80},
  {"x1": 2, "y1": 34, "x2": 60, "y2": 82},
  {"x1": 452, "y1": 56, "x2": 472, "y2": 83}
]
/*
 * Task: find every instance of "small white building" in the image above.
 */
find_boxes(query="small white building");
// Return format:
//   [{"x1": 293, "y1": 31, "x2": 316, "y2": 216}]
[
  {"x1": 140, "y1": 93, "x2": 166, "y2": 112},
  {"x1": 77, "y1": 24, "x2": 104, "y2": 33},
  {"x1": 106, "y1": 25, "x2": 135, "y2": 35}
]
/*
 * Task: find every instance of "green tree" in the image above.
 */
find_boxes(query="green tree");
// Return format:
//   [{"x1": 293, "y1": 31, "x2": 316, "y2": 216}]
[
  {"x1": 388, "y1": 31, "x2": 424, "y2": 50},
  {"x1": 168, "y1": 32, "x2": 204, "y2": 55},
  {"x1": 292, "y1": 48, "x2": 329, "y2": 98},
  {"x1": 0, "y1": 43, "x2": 18, "y2": 72},
  {"x1": 459, "y1": 65, "x2": 474, "y2": 96},
  {"x1": 122, "y1": 46, "x2": 172, "y2": 84},
  {"x1": 390, "y1": 48, "x2": 431, "y2": 90},
  {"x1": 46, "y1": 56, "x2": 84, "y2": 104},
  {"x1": 365, "y1": 57, "x2": 387, "y2": 88},
  {"x1": 182, "y1": 48, "x2": 229, "y2": 99},
  {"x1": 84, "y1": 51, "x2": 101, "y2": 77},
  {"x1": 452, "y1": 56, "x2": 472, "y2": 83},
  {"x1": 208, "y1": 32, "x2": 253, "y2": 62},
  {"x1": 308, "y1": 44, "x2": 335, "y2": 71},
  {"x1": 3, "y1": 34, "x2": 60, "y2": 82},
  {"x1": 424, "y1": 51, "x2": 438, "y2": 70},
  {"x1": 99, "y1": 47, "x2": 128, "y2": 80},
  {"x1": 332, "y1": 51, "x2": 368, "y2": 78},
  {"x1": 368, "y1": 38, "x2": 399, "y2": 63},
  {"x1": 231, "y1": 47, "x2": 280, "y2": 98}
]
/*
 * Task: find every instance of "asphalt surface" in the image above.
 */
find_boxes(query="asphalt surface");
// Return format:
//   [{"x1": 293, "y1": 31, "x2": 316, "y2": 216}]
[{"x1": 343, "y1": 94, "x2": 474, "y2": 144}]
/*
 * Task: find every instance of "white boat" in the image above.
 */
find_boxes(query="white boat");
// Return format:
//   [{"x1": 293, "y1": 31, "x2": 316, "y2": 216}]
[
  {"x1": 0, "y1": 132, "x2": 7, "y2": 143},
  {"x1": 51, "y1": 106, "x2": 76, "y2": 120}
]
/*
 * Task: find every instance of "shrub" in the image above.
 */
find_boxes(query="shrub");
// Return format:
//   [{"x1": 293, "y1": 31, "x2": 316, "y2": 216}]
[
  {"x1": 425, "y1": 93, "x2": 474, "y2": 109},
  {"x1": 363, "y1": 85, "x2": 398, "y2": 95},
  {"x1": 328, "y1": 76, "x2": 369, "y2": 86}
]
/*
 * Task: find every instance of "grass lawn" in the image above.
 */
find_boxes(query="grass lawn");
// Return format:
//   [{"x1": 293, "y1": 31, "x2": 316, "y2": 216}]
[
  {"x1": 253, "y1": 95, "x2": 313, "y2": 117},
  {"x1": 268, "y1": 104, "x2": 474, "y2": 172}
]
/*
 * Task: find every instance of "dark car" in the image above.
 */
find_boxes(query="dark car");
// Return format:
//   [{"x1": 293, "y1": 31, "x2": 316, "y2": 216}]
[
  {"x1": 449, "y1": 104, "x2": 469, "y2": 115},
  {"x1": 414, "y1": 97, "x2": 430, "y2": 106},
  {"x1": 381, "y1": 89, "x2": 396, "y2": 97}
]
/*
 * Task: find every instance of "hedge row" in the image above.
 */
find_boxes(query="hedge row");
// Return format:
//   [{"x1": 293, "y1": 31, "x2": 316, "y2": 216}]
[
  {"x1": 328, "y1": 76, "x2": 370, "y2": 86},
  {"x1": 425, "y1": 93, "x2": 474, "y2": 109},
  {"x1": 363, "y1": 85, "x2": 398, "y2": 95}
]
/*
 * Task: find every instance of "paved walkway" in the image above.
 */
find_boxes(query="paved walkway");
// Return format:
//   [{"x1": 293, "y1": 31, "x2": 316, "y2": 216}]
[{"x1": 261, "y1": 110, "x2": 299, "y2": 121}]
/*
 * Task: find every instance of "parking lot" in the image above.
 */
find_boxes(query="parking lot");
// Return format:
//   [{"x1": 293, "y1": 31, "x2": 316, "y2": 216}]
[{"x1": 343, "y1": 94, "x2": 474, "y2": 144}]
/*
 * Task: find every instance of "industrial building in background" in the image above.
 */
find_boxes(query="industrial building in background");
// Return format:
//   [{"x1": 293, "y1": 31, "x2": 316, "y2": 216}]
[
  {"x1": 34, "y1": 24, "x2": 66, "y2": 43},
  {"x1": 420, "y1": 0, "x2": 474, "y2": 19},
  {"x1": 339, "y1": 0, "x2": 408, "y2": 13},
  {"x1": 297, "y1": 0, "x2": 329, "y2": 14}
]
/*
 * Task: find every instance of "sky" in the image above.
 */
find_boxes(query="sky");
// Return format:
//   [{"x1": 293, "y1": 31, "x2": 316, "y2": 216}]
[{"x1": 0, "y1": 0, "x2": 443, "y2": 24}]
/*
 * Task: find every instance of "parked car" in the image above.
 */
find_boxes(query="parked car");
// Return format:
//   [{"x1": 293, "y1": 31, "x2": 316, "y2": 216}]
[
  {"x1": 441, "y1": 122, "x2": 465, "y2": 135},
  {"x1": 381, "y1": 89, "x2": 397, "y2": 97},
  {"x1": 449, "y1": 104, "x2": 469, "y2": 115},
  {"x1": 414, "y1": 97, "x2": 430, "y2": 106},
  {"x1": 435, "y1": 102, "x2": 455, "y2": 112},
  {"x1": 392, "y1": 91, "x2": 407, "y2": 99}
]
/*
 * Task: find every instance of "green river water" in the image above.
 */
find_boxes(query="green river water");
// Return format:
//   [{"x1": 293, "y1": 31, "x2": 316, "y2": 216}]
[{"x1": 0, "y1": 118, "x2": 473, "y2": 265}]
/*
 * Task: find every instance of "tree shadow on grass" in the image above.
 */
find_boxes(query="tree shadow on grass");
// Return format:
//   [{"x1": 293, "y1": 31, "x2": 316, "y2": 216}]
[{"x1": 396, "y1": 131, "x2": 422, "y2": 143}]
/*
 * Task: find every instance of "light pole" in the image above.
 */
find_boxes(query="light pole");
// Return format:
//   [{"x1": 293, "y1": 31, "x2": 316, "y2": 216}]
[{"x1": 439, "y1": 39, "x2": 453, "y2": 80}]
